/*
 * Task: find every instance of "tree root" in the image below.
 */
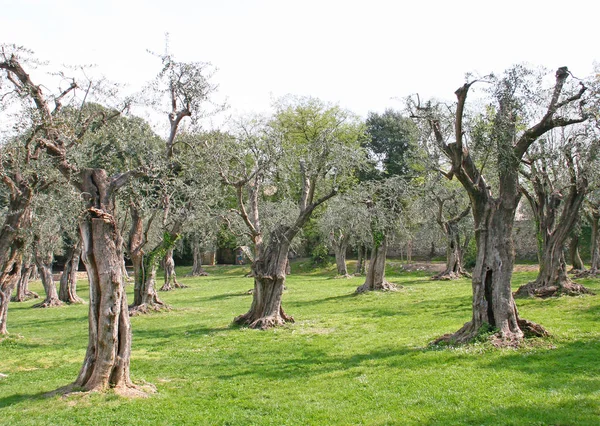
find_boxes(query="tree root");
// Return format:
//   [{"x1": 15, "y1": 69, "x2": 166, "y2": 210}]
[
  {"x1": 431, "y1": 271, "x2": 471, "y2": 281},
  {"x1": 332, "y1": 274, "x2": 353, "y2": 279},
  {"x1": 11, "y1": 291, "x2": 39, "y2": 302},
  {"x1": 32, "y1": 298, "x2": 63, "y2": 308},
  {"x1": 128, "y1": 302, "x2": 170, "y2": 316},
  {"x1": 574, "y1": 270, "x2": 600, "y2": 279},
  {"x1": 186, "y1": 270, "x2": 209, "y2": 277},
  {"x1": 514, "y1": 280, "x2": 594, "y2": 298},
  {"x1": 234, "y1": 308, "x2": 294, "y2": 330},
  {"x1": 47, "y1": 381, "x2": 156, "y2": 399},
  {"x1": 159, "y1": 282, "x2": 188, "y2": 291},
  {"x1": 432, "y1": 318, "x2": 549, "y2": 347},
  {"x1": 355, "y1": 280, "x2": 400, "y2": 294}
]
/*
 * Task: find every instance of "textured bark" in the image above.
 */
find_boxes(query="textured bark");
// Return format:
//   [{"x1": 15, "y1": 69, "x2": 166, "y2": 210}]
[
  {"x1": 59, "y1": 240, "x2": 84, "y2": 304},
  {"x1": 575, "y1": 208, "x2": 600, "y2": 278},
  {"x1": 355, "y1": 236, "x2": 397, "y2": 293},
  {"x1": 32, "y1": 245, "x2": 62, "y2": 308},
  {"x1": 160, "y1": 248, "x2": 186, "y2": 291},
  {"x1": 234, "y1": 229, "x2": 294, "y2": 329},
  {"x1": 355, "y1": 245, "x2": 366, "y2": 275},
  {"x1": 515, "y1": 156, "x2": 591, "y2": 298},
  {"x1": 0, "y1": 184, "x2": 33, "y2": 334},
  {"x1": 128, "y1": 205, "x2": 167, "y2": 315},
  {"x1": 331, "y1": 231, "x2": 350, "y2": 277},
  {"x1": 432, "y1": 206, "x2": 471, "y2": 280},
  {"x1": 12, "y1": 260, "x2": 38, "y2": 302},
  {"x1": 569, "y1": 234, "x2": 586, "y2": 272},
  {"x1": 189, "y1": 240, "x2": 209, "y2": 276}
]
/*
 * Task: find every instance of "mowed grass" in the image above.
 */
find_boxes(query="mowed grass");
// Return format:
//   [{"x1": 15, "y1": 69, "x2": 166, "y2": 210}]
[{"x1": 1, "y1": 261, "x2": 599, "y2": 425}]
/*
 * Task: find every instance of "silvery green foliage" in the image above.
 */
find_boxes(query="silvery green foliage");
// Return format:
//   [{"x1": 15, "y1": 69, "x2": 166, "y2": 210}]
[{"x1": 318, "y1": 194, "x2": 372, "y2": 250}]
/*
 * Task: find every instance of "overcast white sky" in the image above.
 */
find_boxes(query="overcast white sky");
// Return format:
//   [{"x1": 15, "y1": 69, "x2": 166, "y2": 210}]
[{"x1": 2, "y1": 0, "x2": 598, "y2": 122}]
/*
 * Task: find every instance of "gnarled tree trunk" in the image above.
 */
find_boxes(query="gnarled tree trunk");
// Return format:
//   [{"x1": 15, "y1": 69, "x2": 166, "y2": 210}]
[
  {"x1": 32, "y1": 245, "x2": 62, "y2": 308},
  {"x1": 59, "y1": 239, "x2": 84, "y2": 304},
  {"x1": 12, "y1": 259, "x2": 38, "y2": 302},
  {"x1": 355, "y1": 245, "x2": 366, "y2": 275},
  {"x1": 128, "y1": 205, "x2": 167, "y2": 315},
  {"x1": 576, "y1": 208, "x2": 600, "y2": 278},
  {"x1": 331, "y1": 231, "x2": 350, "y2": 277},
  {"x1": 160, "y1": 248, "x2": 185, "y2": 291},
  {"x1": 188, "y1": 238, "x2": 209, "y2": 276},
  {"x1": 356, "y1": 235, "x2": 397, "y2": 293},
  {"x1": 234, "y1": 228, "x2": 294, "y2": 329},
  {"x1": 432, "y1": 206, "x2": 471, "y2": 280}
]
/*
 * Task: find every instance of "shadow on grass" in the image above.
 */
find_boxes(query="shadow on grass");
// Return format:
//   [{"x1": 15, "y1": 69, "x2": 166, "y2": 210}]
[
  {"x1": 287, "y1": 292, "x2": 357, "y2": 307},
  {"x1": 0, "y1": 390, "x2": 53, "y2": 409},
  {"x1": 194, "y1": 291, "x2": 252, "y2": 303}
]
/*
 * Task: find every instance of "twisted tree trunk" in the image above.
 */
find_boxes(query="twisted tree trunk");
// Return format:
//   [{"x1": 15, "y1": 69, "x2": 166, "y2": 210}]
[
  {"x1": 0, "y1": 182, "x2": 33, "y2": 333},
  {"x1": 432, "y1": 207, "x2": 471, "y2": 280},
  {"x1": 128, "y1": 205, "x2": 167, "y2": 315},
  {"x1": 160, "y1": 248, "x2": 185, "y2": 291},
  {"x1": 32, "y1": 245, "x2": 62, "y2": 308},
  {"x1": 189, "y1": 240, "x2": 209, "y2": 276},
  {"x1": 12, "y1": 259, "x2": 38, "y2": 302},
  {"x1": 59, "y1": 239, "x2": 84, "y2": 304},
  {"x1": 356, "y1": 235, "x2": 397, "y2": 293},
  {"x1": 355, "y1": 245, "x2": 366, "y2": 275},
  {"x1": 234, "y1": 228, "x2": 294, "y2": 329},
  {"x1": 331, "y1": 231, "x2": 350, "y2": 277}
]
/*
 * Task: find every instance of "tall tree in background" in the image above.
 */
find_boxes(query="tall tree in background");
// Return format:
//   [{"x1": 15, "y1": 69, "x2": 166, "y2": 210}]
[{"x1": 412, "y1": 66, "x2": 588, "y2": 345}]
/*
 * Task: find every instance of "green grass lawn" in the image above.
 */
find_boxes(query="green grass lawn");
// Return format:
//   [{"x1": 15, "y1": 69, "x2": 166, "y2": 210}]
[{"x1": 1, "y1": 261, "x2": 599, "y2": 425}]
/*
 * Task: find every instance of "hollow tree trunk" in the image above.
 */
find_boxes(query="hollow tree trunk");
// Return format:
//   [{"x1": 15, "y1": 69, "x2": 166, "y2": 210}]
[
  {"x1": 356, "y1": 236, "x2": 397, "y2": 293},
  {"x1": 32, "y1": 247, "x2": 62, "y2": 308},
  {"x1": 59, "y1": 239, "x2": 84, "y2": 304},
  {"x1": 234, "y1": 229, "x2": 294, "y2": 329},
  {"x1": 436, "y1": 199, "x2": 547, "y2": 345},
  {"x1": 160, "y1": 248, "x2": 185, "y2": 291},
  {"x1": 128, "y1": 205, "x2": 166, "y2": 315},
  {"x1": 12, "y1": 259, "x2": 38, "y2": 302}
]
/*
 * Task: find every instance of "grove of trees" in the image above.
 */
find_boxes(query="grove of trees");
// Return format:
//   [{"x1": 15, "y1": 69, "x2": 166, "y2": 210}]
[{"x1": 1, "y1": 43, "x2": 599, "y2": 395}]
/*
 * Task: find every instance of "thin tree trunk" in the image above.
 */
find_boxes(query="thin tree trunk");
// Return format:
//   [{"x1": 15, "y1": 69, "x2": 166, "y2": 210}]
[
  {"x1": 32, "y1": 247, "x2": 62, "y2": 308},
  {"x1": 356, "y1": 235, "x2": 397, "y2": 293},
  {"x1": 59, "y1": 240, "x2": 84, "y2": 304},
  {"x1": 575, "y1": 208, "x2": 600, "y2": 278},
  {"x1": 569, "y1": 218, "x2": 586, "y2": 272},
  {"x1": 354, "y1": 245, "x2": 365, "y2": 275},
  {"x1": 12, "y1": 259, "x2": 39, "y2": 302},
  {"x1": 432, "y1": 224, "x2": 470, "y2": 280}
]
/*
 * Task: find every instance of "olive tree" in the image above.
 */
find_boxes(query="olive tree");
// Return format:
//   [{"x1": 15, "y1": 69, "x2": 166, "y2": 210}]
[
  {"x1": 212, "y1": 97, "x2": 366, "y2": 329},
  {"x1": 412, "y1": 65, "x2": 588, "y2": 345}
]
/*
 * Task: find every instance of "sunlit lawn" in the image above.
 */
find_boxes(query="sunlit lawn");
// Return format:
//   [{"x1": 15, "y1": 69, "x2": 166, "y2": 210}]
[{"x1": 1, "y1": 261, "x2": 599, "y2": 425}]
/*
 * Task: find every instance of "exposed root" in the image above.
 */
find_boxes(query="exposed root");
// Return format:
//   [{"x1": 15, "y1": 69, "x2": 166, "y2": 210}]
[
  {"x1": 234, "y1": 307, "x2": 294, "y2": 330},
  {"x1": 159, "y1": 282, "x2": 187, "y2": 291},
  {"x1": 433, "y1": 318, "x2": 549, "y2": 347},
  {"x1": 574, "y1": 270, "x2": 600, "y2": 279},
  {"x1": 431, "y1": 271, "x2": 471, "y2": 281},
  {"x1": 514, "y1": 280, "x2": 594, "y2": 298},
  {"x1": 332, "y1": 274, "x2": 353, "y2": 279},
  {"x1": 355, "y1": 280, "x2": 400, "y2": 294},
  {"x1": 32, "y1": 298, "x2": 63, "y2": 308},
  {"x1": 48, "y1": 381, "x2": 156, "y2": 399},
  {"x1": 186, "y1": 270, "x2": 209, "y2": 277},
  {"x1": 128, "y1": 302, "x2": 170, "y2": 316},
  {"x1": 11, "y1": 291, "x2": 39, "y2": 302}
]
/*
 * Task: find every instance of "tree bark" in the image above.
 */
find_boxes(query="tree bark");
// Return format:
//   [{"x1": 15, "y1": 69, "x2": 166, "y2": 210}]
[
  {"x1": 128, "y1": 205, "x2": 167, "y2": 315},
  {"x1": 59, "y1": 239, "x2": 84, "y2": 304},
  {"x1": 575, "y1": 208, "x2": 600, "y2": 278},
  {"x1": 355, "y1": 245, "x2": 366, "y2": 275},
  {"x1": 12, "y1": 259, "x2": 38, "y2": 302},
  {"x1": 32, "y1": 245, "x2": 62, "y2": 308},
  {"x1": 569, "y1": 234, "x2": 586, "y2": 271},
  {"x1": 331, "y1": 232, "x2": 350, "y2": 277},
  {"x1": 432, "y1": 206, "x2": 471, "y2": 280},
  {"x1": 515, "y1": 156, "x2": 591, "y2": 297},
  {"x1": 160, "y1": 248, "x2": 185, "y2": 291},
  {"x1": 188, "y1": 238, "x2": 209, "y2": 276},
  {"x1": 355, "y1": 235, "x2": 397, "y2": 293},
  {"x1": 0, "y1": 182, "x2": 33, "y2": 333},
  {"x1": 234, "y1": 228, "x2": 294, "y2": 329}
]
